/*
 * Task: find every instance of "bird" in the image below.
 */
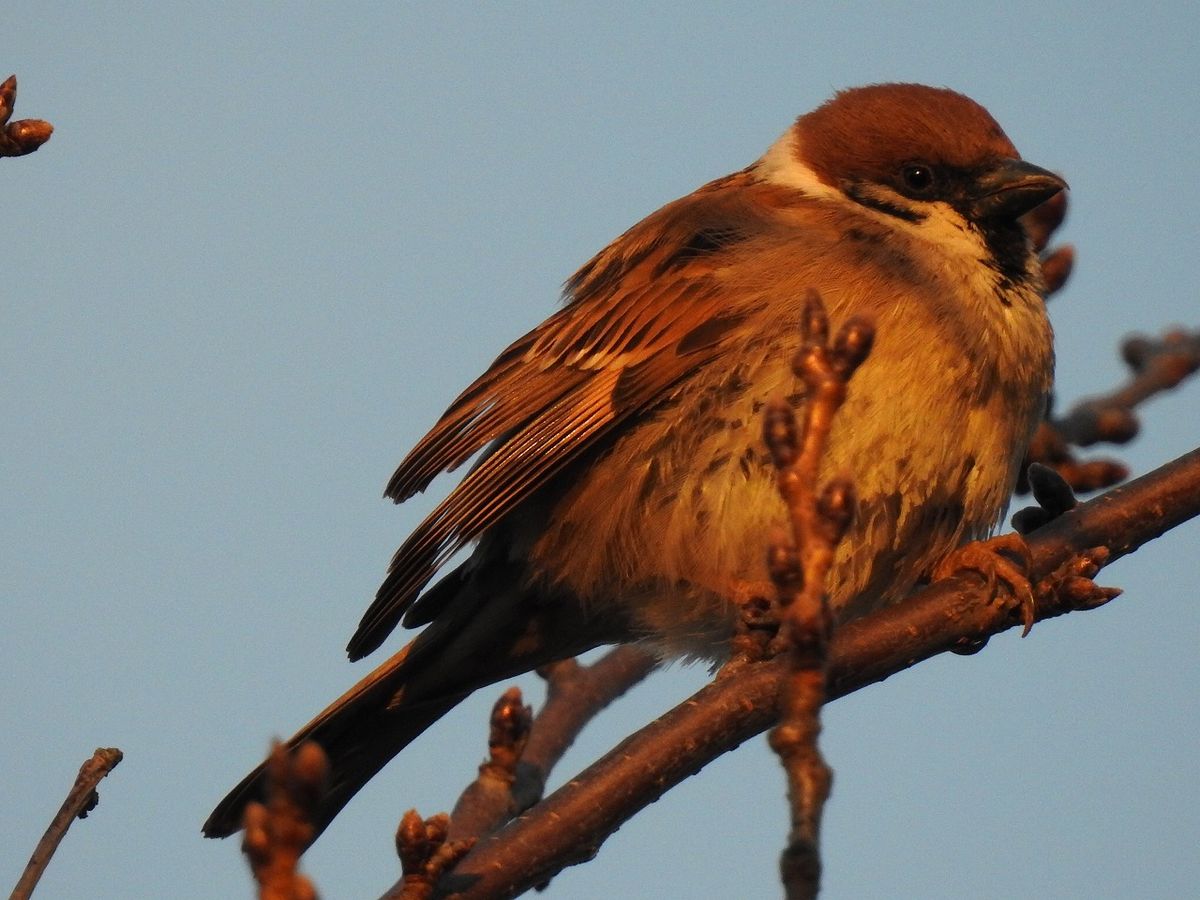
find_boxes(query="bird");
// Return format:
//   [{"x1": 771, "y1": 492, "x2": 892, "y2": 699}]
[{"x1": 204, "y1": 83, "x2": 1064, "y2": 841}]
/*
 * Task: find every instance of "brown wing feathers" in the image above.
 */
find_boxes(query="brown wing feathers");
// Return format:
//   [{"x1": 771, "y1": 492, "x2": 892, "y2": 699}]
[
  {"x1": 348, "y1": 370, "x2": 621, "y2": 660},
  {"x1": 347, "y1": 176, "x2": 767, "y2": 660}
]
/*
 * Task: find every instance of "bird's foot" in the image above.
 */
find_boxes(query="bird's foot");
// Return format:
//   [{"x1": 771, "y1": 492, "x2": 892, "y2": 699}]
[
  {"x1": 934, "y1": 533, "x2": 1037, "y2": 637},
  {"x1": 722, "y1": 581, "x2": 783, "y2": 674}
]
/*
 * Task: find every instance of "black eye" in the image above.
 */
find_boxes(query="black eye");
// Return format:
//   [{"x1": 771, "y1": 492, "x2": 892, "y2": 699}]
[{"x1": 901, "y1": 163, "x2": 936, "y2": 194}]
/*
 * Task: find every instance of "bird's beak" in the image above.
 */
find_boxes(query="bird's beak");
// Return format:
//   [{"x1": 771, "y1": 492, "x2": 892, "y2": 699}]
[{"x1": 971, "y1": 159, "x2": 1067, "y2": 221}]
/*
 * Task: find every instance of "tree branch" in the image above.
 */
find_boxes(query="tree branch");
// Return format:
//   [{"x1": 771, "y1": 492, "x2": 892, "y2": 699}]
[
  {"x1": 513, "y1": 647, "x2": 657, "y2": 814},
  {"x1": 1056, "y1": 327, "x2": 1200, "y2": 448},
  {"x1": 419, "y1": 446, "x2": 1200, "y2": 899},
  {"x1": 380, "y1": 647, "x2": 657, "y2": 900},
  {"x1": 10, "y1": 748, "x2": 123, "y2": 900},
  {"x1": 1024, "y1": 326, "x2": 1200, "y2": 493}
]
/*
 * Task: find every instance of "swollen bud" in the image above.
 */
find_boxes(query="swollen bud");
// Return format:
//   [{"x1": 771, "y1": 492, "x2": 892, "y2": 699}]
[
  {"x1": 817, "y1": 478, "x2": 856, "y2": 543},
  {"x1": 799, "y1": 287, "x2": 829, "y2": 346},
  {"x1": 834, "y1": 317, "x2": 875, "y2": 376},
  {"x1": 763, "y1": 399, "x2": 798, "y2": 470}
]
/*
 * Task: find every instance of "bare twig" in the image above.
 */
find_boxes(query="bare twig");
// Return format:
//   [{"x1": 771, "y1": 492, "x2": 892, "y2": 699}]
[
  {"x1": 1016, "y1": 189, "x2": 1125, "y2": 492},
  {"x1": 1022, "y1": 421, "x2": 1129, "y2": 494},
  {"x1": 381, "y1": 648, "x2": 656, "y2": 899},
  {"x1": 241, "y1": 742, "x2": 328, "y2": 900},
  {"x1": 1019, "y1": 187, "x2": 1198, "y2": 487},
  {"x1": 0, "y1": 76, "x2": 53, "y2": 158},
  {"x1": 1020, "y1": 193, "x2": 1199, "y2": 492},
  {"x1": 444, "y1": 648, "x2": 656, "y2": 848},
  {"x1": 426, "y1": 446, "x2": 1200, "y2": 899},
  {"x1": 1024, "y1": 326, "x2": 1200, "y2": 494},
  {"x1": 444, "y1": 687, "x2": 533, "y2": 845},
  {"x1": 10, "y1": 747, "x2": 122, "y2": 900},
  {"x1": 516, "y1": 647, "x2": 657, "y2": 809},
  {"x1": 763, "y1": 290, "x2": 871, "y2": 899},
  {"x1": 1057, "y1": 328, "x2": 1200, "y2": 447}
]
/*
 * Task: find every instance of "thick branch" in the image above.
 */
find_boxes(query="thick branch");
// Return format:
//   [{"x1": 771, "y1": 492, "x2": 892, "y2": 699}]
[{"x1": 424, "y1": 446, "x2": 1200, "y2": 899}]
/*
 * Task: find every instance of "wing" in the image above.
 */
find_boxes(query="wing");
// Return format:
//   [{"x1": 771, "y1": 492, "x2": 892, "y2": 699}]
[{"x1": 347, "y1": 170, "x2": 792, "y2": 659}]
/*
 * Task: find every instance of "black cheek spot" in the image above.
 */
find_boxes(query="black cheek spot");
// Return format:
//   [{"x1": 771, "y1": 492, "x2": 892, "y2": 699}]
[{"x1": 844, "y1": 225, "x2": 922, "y2": 285}]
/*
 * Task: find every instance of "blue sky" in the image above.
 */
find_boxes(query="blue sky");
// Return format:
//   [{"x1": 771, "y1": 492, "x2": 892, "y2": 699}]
[{"x1": 3, "y1": 4, "x2": 1198, "y2": 898}]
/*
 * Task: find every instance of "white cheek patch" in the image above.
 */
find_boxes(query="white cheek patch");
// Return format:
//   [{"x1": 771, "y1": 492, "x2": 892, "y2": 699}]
[
  {"x1": 754, "y1": 130, "x2": 842, "y2": 201},
  {"x1": 906, "y1": 201, "x2": 989, "y2": 260},
  {"x1": 753, "y1": 130, "x2": 1005, "y2": 299},
  {"x1": 895, "y1": 200, "x2": 1005, "y2": 297}
]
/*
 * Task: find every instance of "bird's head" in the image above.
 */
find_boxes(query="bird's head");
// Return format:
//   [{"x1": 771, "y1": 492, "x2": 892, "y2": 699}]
[{"x1": 758, "y1": 84, "x2": 1066, "y2": 278}]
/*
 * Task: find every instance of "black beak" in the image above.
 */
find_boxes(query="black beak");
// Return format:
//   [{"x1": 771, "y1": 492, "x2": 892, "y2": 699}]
[{"x1": 971, "y1": 159, "x2": 1067, "y2": 221}]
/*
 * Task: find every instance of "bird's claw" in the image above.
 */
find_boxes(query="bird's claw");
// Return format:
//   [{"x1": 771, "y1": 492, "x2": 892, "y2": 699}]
[{"x1": 934, "y1": 533, "x2": 1037, "y2": 637}]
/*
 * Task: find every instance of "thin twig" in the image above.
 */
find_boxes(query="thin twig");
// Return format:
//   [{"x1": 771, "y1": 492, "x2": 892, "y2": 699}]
[
  {"x1": 445, "y1": 648, "x2": 656, "y2": 846},
  {"x1": 1018, "y1": 169, "x2": 1198, "y2": 488},
  {"x1": 10, "y1": 747, "x2": 123, "y2": 900},
  {"x1": 764, "y1": 290, "x2": 871, "y2": 899},
  {"x1": 515, "y1": 647, "x2": 657, "y2": 810},
  {"x1": 381, "y1": 648, "x2": 655, "y2": 899},
  {"x1": 1024, "y1": 326, "x2": 1200, "y2": 493},
  {"x1": 444, "y1": 687, "x2": 533, "y2": 845},
  {"x1": 1056, "y1": 327, "x2": 1200, "y2": 447}
]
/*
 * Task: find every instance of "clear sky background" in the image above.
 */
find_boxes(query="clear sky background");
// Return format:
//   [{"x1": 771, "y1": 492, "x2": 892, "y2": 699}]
[{"x1": 4, "y1": 4, "x2": 1198, "y2": 899}]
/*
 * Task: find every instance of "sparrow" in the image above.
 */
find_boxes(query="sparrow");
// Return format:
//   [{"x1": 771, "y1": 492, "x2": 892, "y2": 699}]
[{"x1": 205, "y1": 83, "x2": 1063, "y2": 840}]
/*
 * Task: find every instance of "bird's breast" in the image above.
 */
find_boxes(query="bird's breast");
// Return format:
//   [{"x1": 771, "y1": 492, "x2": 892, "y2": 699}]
[{"x1": 524, "y1": 218, "x2": 1052, "y2": 661}]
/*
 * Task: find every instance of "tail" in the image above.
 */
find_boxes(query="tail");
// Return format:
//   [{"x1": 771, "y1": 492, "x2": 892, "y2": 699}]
[
  {"x1": 201, "y1": 638, "x2": 462, "y2": 840},
  {"x1": 203, "y1": 570, "x2": 622, "y2": 841}
]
